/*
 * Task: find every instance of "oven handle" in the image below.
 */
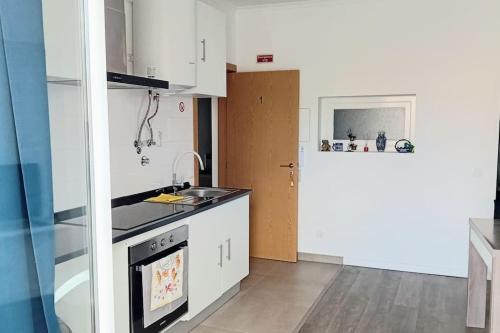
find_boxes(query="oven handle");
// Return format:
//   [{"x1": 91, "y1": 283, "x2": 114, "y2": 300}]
[{"x1": 130, "y1": 240, "x2": 188, "y2": 267}]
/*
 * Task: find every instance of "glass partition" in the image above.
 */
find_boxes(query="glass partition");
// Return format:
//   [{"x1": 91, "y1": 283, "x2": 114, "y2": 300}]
[{"x1": 0, "y1": 0, "x2": 96, "y2": 332}]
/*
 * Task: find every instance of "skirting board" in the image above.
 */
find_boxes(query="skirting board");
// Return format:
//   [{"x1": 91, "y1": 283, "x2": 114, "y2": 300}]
[
  {"x1": 164, "y1": 283, "x2": 241, "y2": 333},
  {"x1": 298, "y1": 252, "x2": 343, "y2": 265}
]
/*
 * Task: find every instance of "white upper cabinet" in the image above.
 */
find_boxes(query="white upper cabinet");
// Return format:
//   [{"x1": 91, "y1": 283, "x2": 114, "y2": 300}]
[
  {"x1": 42, "y1": 0, "x2": 82, "y2": 81},
  {"x1": 185, "y1": 1, "x2": 227, "y2": 97},
  {"x1": 132, "y1": 0, "x2": 196, "y2": 89}
]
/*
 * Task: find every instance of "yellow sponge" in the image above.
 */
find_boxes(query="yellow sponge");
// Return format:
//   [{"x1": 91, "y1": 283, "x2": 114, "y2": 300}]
[{"x1": 144, "y1": 193, "x2": 184, "y2": 204}]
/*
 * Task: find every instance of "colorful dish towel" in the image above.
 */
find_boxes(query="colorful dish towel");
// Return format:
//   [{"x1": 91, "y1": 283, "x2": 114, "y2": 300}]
[
  {"x1": 150, "y1": 249, "x2": 184, "y2": 311},
  {"x1": 144, "y1": 193, "x2": 184, "y2": 204}
]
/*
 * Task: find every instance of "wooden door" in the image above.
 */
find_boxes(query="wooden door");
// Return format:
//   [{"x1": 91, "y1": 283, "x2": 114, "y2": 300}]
[{"x1": 225, "y1": 70, "x2": 299, "y2": 262}]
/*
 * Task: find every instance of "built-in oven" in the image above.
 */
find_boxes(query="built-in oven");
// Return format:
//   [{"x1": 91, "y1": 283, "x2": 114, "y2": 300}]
[{"x1": 129, "y1": 225, "x2": 189, "y2": 333}]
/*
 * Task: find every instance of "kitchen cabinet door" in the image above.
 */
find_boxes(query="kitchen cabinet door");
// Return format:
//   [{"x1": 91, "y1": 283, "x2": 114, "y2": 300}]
[
  {"x1": 186, "y1": 1, "x2": 227, "y2": 97},
  {"x1": 221, "y1": 196, "x2": 250, "y2": 292},
  {"x1": 188, "y1": 208, "x2": 223, "y2": 318},
  {"x1": 133, "y1": 0, "x2": 196, "y2": 88}
]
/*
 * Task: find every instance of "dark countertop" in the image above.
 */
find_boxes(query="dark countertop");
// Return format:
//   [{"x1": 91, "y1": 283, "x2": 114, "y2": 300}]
[
  {"x1": 54, "y1": 187, "x2": 251, "y2": 264},
  {"x1": 470, "y1": 218, "x2": 500, "y2": 251},
  {"x1": 112, "y1": 188, "x2": 251, "y2": 243}
]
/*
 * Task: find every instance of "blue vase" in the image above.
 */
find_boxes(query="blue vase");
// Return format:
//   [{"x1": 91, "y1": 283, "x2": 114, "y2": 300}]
[{"x1": 376, "y1": 132, "x2": 386, "y2": 152}]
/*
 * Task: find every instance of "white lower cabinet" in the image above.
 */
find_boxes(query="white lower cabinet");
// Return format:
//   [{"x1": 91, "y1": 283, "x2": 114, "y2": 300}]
[
  {"x1": 220, "y1": 198, "x2": 250, "y2": 291},
  {"x1": 188, "y1": 196, "x2": 249, "y2": 319},
  {"x1": 188, "y1": 206, "x2": 223, "y2": 318}
]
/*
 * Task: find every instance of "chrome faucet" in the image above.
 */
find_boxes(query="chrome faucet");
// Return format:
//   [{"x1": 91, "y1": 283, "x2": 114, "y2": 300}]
[{"x1": 172, "y1": 150, "x2": 205, "y2": 187}]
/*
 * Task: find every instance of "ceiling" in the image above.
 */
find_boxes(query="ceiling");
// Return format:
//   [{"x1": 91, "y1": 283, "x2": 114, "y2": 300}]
[{"x1": 225, "y1": 0, "x2": 313, "y2": 7}]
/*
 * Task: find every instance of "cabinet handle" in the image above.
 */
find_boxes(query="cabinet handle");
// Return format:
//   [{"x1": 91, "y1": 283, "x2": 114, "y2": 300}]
[
  {"x1": 201, "y1": 39, "x2": 206, "y2": 62},
  {"x1": 218, "y1": 244, "x2": 223, "y2": 267},
  {"x1": 226, "y1": 238, "x2": 231, "y2": 260}
]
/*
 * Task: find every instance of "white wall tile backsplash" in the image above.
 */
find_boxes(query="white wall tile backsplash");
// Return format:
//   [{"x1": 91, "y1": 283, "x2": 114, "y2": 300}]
[
  {"x1": 107, "y1": 90, "x2": 194, "y2": 199},
  {"x1": 49, "y1": 85, "x2": 194, "y2": 212}
]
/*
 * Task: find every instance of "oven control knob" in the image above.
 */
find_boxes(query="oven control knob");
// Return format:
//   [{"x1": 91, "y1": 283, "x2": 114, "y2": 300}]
[
  {"x1": 169, "y1": 235, "x2": 174, "y2": 243},
  {"x1": 151, "y1": 242, "x2": 157, "y2": 251},
  {"x1": 160, "y1": 238, "x2": 166, "y2": 247}
]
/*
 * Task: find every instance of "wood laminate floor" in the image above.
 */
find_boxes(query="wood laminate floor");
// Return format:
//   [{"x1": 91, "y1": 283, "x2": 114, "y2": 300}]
[{"x1": 300, "y1": 266, "x2": 490, "y2": 333}]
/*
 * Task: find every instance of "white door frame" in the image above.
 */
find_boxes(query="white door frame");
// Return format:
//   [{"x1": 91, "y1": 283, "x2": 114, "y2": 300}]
[{"x1": 83, "y1": 0, "x2": 115, "y2": 332}]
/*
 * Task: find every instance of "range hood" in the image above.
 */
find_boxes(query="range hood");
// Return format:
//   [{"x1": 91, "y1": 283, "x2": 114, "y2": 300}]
[
  {"x1": 107, "y1": 72, "x2": 169, "y2": 90},
  {"x1": 104, "y1": 0, "x2": 170, "y2": 91}
]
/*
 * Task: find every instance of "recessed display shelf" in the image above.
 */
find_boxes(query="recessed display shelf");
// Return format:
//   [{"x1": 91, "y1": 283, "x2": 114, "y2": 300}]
[{"x1": 318, "y1": 95, "x2": 416, "y2": 153}]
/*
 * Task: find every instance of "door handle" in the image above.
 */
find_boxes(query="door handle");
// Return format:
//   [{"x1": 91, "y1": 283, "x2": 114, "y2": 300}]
[
  {"x1": 226, "y1": 238, "x2": 231, "y2": 260},
  {"x1": 280, "y1": 162, "x2": 295, "y2": 168},
  {"x1": 218, "y1": 244, "x2": 223, "y2": 267},
  {"x1": 201, "y1": 39, "x2": 206, "y2": 62}
]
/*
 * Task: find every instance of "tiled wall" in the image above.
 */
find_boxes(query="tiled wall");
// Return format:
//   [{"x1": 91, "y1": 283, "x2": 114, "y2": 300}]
[
  {"x1": 107, "y1": 90, "x2": 194, "y2": 199},
  {"x1": 48, "y1": 85, "x2": 194, "y2": 211}
]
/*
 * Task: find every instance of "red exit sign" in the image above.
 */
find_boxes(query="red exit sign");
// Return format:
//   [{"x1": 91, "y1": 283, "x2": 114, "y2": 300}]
[{"x1": 257, "y1": 54, "x2": 273, "y2": 63}]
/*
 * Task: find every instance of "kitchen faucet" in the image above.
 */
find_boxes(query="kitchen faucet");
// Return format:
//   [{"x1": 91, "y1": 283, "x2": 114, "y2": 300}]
[{"x1": 172, "y1": 150, "x2": 205, "y2": 189}]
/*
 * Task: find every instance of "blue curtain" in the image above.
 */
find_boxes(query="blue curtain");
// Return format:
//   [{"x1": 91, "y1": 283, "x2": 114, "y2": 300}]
[{"x1": 0, "y1": 0, "x2": 59, "y2": 332}]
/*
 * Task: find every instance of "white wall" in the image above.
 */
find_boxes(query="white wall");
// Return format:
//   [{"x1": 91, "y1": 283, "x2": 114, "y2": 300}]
[
  {"x1": 235, "y1": 0, "x2": 500, "y2": 276},
  {"x1": 48, "y1": 84, "x2": 88, "y2": 212},
  {"x1": 108, "y1": 90, "x2": 194, "y2": 198}
]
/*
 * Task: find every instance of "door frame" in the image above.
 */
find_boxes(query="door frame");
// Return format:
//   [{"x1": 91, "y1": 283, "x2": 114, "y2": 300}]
[
  {"x1": 83, "y1": 0, "x2": 115, "y2": 331},
  {"x1": 193, "y1": 97, "x2": 199, "y2": 186},
  {"x1": 192, "y1": 63, "x2": 237, "y2": 188},
  {"x1": 217, "y1": 63, "x2": 237, "y2": 187}
]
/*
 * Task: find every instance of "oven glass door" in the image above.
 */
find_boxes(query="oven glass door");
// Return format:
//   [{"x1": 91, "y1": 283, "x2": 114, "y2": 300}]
[{"x1": 129, "y1": 242, "x2": 188, "y2": 333}]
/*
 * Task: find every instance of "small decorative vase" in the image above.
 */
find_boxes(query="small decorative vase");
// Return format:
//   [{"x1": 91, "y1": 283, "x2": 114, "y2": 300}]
[
  {"x1": 376, "y1": 131, "x2": 387, "y2": 152},
  {"x1": 321, "y1": 140, "x2": 331, "y2": 152}
]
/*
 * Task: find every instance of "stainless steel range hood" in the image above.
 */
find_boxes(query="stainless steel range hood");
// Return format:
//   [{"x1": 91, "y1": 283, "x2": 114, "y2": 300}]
[{"x1": 105, "y1": 0, "x2": 169, "y2": 91}]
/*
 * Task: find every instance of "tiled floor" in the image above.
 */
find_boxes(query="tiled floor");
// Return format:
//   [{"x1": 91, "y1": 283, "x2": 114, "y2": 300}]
[{"x1": 191, "y1": 258, "x2": 343, "y2": 333}]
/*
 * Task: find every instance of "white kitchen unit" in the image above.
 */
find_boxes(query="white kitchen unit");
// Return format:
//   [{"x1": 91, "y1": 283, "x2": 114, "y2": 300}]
[
  {"x1": 220, "y1": 198, "x2": 250, "y2": 291},
  {"x1": 187, "y1": 196, "x2": 249, "y2": 318},
  {"x1": 132, "y1": 0, "x2": 196, "y2": 90},
  {"x1": 185, "y1": 1, "x2": 227, "y2": 97},
  {"x1": 112, "y1": 195, "x2": 249, "y2": 332},
  {"x1": 42, "y1": 0, "x2": 82, "y2": 81}
]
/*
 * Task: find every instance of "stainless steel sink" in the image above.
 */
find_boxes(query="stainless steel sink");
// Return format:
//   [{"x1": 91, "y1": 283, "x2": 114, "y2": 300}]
[
  {"x1": 177, "y1": 187, "x2": 235, "y2": 198},
  {"x1": 173, "y1": 187, "x2": 237, "y2": 205}
]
